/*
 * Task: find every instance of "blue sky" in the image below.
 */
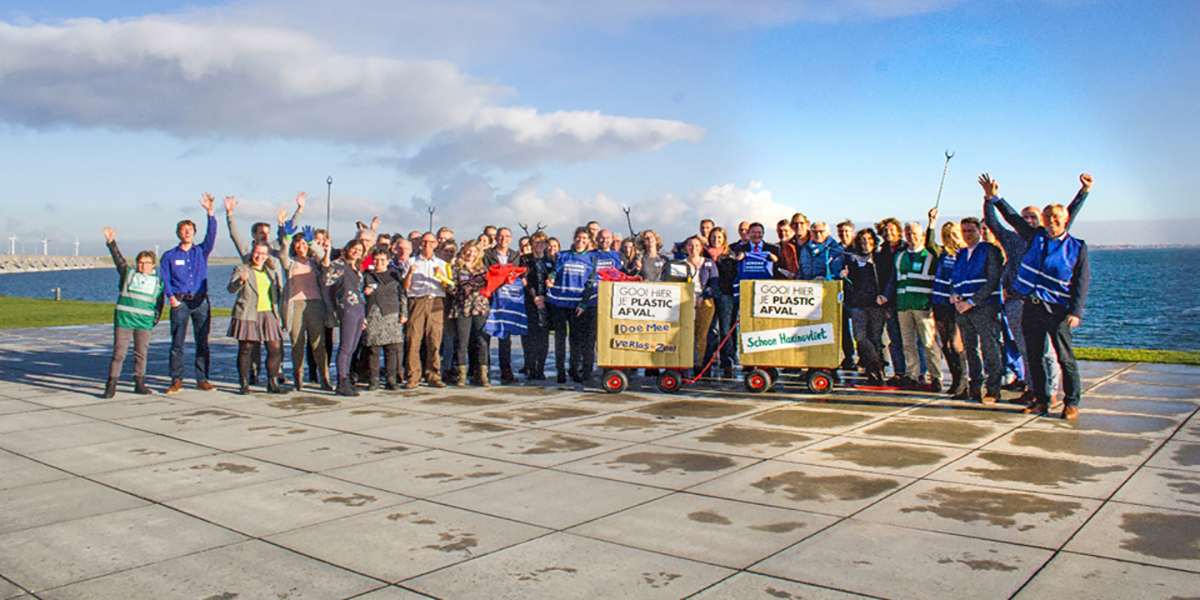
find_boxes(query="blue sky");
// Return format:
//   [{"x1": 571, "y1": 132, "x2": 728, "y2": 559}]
[{"x1": 0, "y1": 0, "x2": 1196, "y2": 257}]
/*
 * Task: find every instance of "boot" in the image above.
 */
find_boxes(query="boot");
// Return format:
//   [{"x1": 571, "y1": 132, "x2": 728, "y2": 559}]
[
  {"x1": 320, "y1": 372, "x2": 334, "y2": 392},
  {"x1": 501, "y1": 369, "x2": 516, "y2": 384},
  {"x1": 239, "y1": 377, "x2": 251, "y2": 395},
  {"x1": 267, "y1": 376, "x2": 284, "y2": 394},
  {"x1": 385, "y1": 374, "x2": 400, "y2": 390},
  {"x1": 443, "y1": 368, "x2": 457, "y2": 385},
  {"x1": 336, "y1": 377, "x2": 359, "y2": 397},
  {"x1": 367, "y1": 372, "x2": 379, "y2": 391},
  {"x1": 102, "y1": 377, "x2": 117, "y2": 399},
  {"x1": 293, "y1": 368, "x2": 304, "y2": 393},
  {"x1": 133, "y1": 376, "x2": 152, "y2": 395},
  {"x1": 456, "y1": 366, "x2": 468, "y2": 388}
]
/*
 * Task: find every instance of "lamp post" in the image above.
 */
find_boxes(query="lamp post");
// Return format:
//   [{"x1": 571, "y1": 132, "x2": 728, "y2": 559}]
[{"x1": 326, "y1": 176, "x2": 333, "y2": 239}]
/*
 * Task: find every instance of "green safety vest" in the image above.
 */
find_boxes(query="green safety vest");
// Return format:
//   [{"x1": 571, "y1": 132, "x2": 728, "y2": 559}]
[
  {"x1": 894, "y1": 249, "x2": 935, "y2": 312},
  {"x1": 114, "y1": 271, "x2": 162, "y2": 331}
]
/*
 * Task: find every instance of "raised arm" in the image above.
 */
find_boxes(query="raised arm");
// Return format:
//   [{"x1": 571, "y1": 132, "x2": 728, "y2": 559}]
[
  {"x1": 925, "y1": 208, "x2": 944, "y2": 256},
  {"x1": 199, "y1": 194, "x2": 218, "y2": 257},
  {"x1": 979, "y1": 173, "x2": 1036, "y2": 240},
  {"x1": 1065, "y1": 173, "x2": 1092, "y2": 231},
  {"x1": 288, "y1": 192, "x2": 306, "y2": 229},
  {"x1": 276, "y1": 225, "x2": 294, "y2": 271},
  {"x1": 224, "y1": 195, "x2": 250, "y2": 259},
  {"x1": 102, "y1": 227, "x2": 128, "y2": 280}
]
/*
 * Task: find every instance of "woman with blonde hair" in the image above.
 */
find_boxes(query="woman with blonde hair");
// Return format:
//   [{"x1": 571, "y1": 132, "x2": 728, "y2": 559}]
[
  {"x1": 682, "y1": 236, "x2": 718, "y2": 376},
  {"x1": 633, "y1": 229, "x2": 666, "y2": 281},
  {"x1": 448, "y1": 240, "x2": 492, "y2": 386},
  {"x1": 704, "y1": 226, "x2": 739, "y2": 378},
  {"x1": 927, "y1": 208, "x2": 967, "y2": 397},
  {"x1": 229, "y1": 241, "x2": 286, "y2": 394}
]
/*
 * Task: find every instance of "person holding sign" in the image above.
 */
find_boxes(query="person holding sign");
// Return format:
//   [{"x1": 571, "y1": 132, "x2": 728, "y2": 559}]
[
  {"x1": 547, "y1": 227, "x2": 599, "y2": 383},
  {"x1": 950, "y1": 217, "x2": 1005, "y2": 404},
  {"x1": 842, "y1": 230, "x2": 888, "y2": 385},
  {"x1": 733, "y1": 222, "x2": 779, "y2": 281},
  {"x1": 983, "y1": 173, "x2": 1093, "y2": 419}
]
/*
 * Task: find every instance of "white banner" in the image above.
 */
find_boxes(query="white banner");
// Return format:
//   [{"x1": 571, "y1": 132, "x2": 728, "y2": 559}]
[
  {"x1": 752, "y1": 281, "x2": 823, "y2": 320},
  {"x1": 741, "y1": 323, "x2": 836, "y2": 353},
  {"x1": 611, "y1": 282, "x2": 681, "y2": 322}
]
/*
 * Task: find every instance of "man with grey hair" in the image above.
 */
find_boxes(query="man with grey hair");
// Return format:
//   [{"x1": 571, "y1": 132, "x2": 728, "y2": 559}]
[{"x1": 886, "y1": 220, "x2": 944, "y2": 391}]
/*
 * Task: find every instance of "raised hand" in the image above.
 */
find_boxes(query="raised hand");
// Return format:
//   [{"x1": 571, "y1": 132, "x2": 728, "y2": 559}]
[
  {"x1": 300, "y1": 225, "x2": 316, "y2": 242},
  {"x1": 928, "y1": 208, "x2": 939, "y2": 223},
  {"x1": 370, "y1": 216, "x2": 380, "y2": 231},
  {"x1": 239, "y1": 267, "x2": 249, "y2": 282},
  {"x1": 223, "y1": 195, "x2": 238, "y2": 214},
  {"x1": 978, "y1": 174, "x2": 999, "y2": 199},
  {"x1": 275, "y1": 206, "x2": 288, "y2": 226},
  {"x1": 199, "y1": 192, "x2": 216, "y2": 214},
  {"x1": 295, "y1": 191, "x2": 306, "y2": 210},
  {"x1": 101, "y1": 227, "x2": 116, "y2": 243},
  {"x1": 1079, "y1": 173, "x2": 1093, "y2": 193}
]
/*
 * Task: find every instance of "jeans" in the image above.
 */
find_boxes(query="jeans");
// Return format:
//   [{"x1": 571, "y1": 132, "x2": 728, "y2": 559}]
[
  {"x1": 568, "y1": 306, "x2": 597, "y2": 378},
  {"x1": 169, "y1": 295, "x2": 210, "y2": 382},
  {"x1": 455, "y1": 314, "x2": 490, "y2": 371},
  {"x1": 850, "y1": 307, "x2": 887, "y2": 376},
  {"x1": 704, "y1": 294, "x2": 737, "y2": 370},
  {"x1": 1023, "y1": 299, "x2": 1082, "y2": 408},
  {"x1": 885, "y1": 309, "x2": 906, "y2": 376},
  {"x1": 524, "y1": 297, "x2": 550, "y2": 376},
  {"x1": 957, "y1": 304, "x2": 1003, "y2": 397},
  {"x1": 336, "y1": 305, "x2": 365, "y2": 383}
]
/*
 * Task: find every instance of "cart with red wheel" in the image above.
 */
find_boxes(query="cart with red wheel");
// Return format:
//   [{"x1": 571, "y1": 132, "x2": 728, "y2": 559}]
[
  {"x1": 737, "y1": 279, "x2": 843, "y2": 394},
  {"x1": 596, "y1": 280, "x2": 695, "y2": 394}
]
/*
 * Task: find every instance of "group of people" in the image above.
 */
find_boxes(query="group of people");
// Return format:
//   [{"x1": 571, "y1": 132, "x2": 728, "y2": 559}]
[{"x1": 101, "y1": 171, "x2": 1092, "y2": 418}]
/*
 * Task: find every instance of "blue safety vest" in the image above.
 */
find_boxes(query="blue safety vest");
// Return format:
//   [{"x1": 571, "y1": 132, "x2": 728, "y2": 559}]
[
  {"x1": 932, "y1": 252, "x2": 956, "y2": 306},
  {"x1": 547, "y1": 251, "x2": 596, "y2": 308},
  {"x1": 1014, "y1": 232, "x2": 1081, "y2": 307},
  {"x1": 484, "y1": 280, "x2": 528, "y2": 338},
  {"x1": 951, "y1": 243, "x2": 1002, "y2": 306}
]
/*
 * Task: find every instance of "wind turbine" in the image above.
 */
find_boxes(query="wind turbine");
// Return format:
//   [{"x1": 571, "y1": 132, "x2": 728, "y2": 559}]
[
  {"x1": 7, "y1": 236, "x2": 15, "y2": 255},
  {"x1": 42, "y1": 238, "x2": 50, "y2": 255},
  {"x1": 74, "y1": 238, "x2": 80, "y2": 256}
]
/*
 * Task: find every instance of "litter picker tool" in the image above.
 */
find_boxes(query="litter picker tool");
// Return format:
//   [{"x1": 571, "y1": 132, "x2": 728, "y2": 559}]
[{"x1": 934, "y1": 150, "x2": 955, "y2": 210}]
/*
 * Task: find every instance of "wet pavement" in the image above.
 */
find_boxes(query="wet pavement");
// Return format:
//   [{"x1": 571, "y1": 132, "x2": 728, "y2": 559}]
[{"x1": 1, "y1": 321, "x2": 1199, "y2": 599}]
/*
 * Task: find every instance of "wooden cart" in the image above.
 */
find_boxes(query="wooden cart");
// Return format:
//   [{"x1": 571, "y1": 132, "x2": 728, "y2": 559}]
[
  {"x1": 737, "y1": 279, "x2": 843, "y2": 394},
  {"x1": 596, "y1": 280, "x2": 695, "y2": 394}
]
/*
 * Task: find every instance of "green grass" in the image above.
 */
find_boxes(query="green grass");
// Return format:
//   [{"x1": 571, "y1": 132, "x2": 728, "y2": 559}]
[
  {"x1": 0, "y1": 295, "x2": 232, "y2": 329},
  {"x1": 1075, "y1": 347, "x2": 1200, "y2": 366}
]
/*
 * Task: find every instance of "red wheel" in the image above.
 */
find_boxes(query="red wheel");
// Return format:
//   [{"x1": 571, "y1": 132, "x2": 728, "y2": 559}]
[
  {"x1": 602, "y1": 369, "x2": 628, "y2": 394},
  {"x1": 807, "y1": 370, "x2": 833, "y2": 394},
  {"x1": 744, "y1": 368, "x2": 770, "y2": 393},
  {"x1": 656, "y1": 370, "x2": 682, "y2": 394}
]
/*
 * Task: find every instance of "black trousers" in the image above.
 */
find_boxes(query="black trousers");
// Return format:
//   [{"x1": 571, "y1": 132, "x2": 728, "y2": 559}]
[{"x1": 1023, "y1": 299, "x2": 1082, "y2": 407}]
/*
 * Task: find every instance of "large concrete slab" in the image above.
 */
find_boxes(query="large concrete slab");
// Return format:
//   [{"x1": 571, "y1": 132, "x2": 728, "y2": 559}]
[
  {"x1": 1013, "y1": 552, "x2": 1200, "y2": 599},
  {"x1": 0, "y1": 478, "x2": 147, "y2": 535},
  {"x1": 1064, "y1": 501, "x2": 1200, "y2": 572},
  {"x1": 688, "y1": 460, "x2": 912, "y2": 516}
]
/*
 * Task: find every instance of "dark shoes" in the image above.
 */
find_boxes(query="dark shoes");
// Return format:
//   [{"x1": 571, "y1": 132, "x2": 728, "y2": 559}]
[
  {"x1": 239, "y1": 378, "x2": 251, "y2": 396},
  {"x1": 336, "y1": 378, "x2": 359, "y2": 397},
  {"x1": 133, "y1": 377, "x2": 152, "y2": 395},
  {"x1": 1022, "y1": 401, "x2": 1049, "y2": 415},
  {"x1": 501, "y1": 369, "x2": 516, "y2": 384},
  {"x1": 102, "y1": 378, "x2": 117, "y2": 399}
]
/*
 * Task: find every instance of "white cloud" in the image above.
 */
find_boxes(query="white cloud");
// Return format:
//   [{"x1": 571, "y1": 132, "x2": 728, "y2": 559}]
[{"x1": 0, "y1": 17, "x2": 703, "y2": 172}]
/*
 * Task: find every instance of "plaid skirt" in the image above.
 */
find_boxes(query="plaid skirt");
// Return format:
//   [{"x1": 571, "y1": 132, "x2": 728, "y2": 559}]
[{"x1": 227, "y1": 312, "x2": 285, "y2": 342}]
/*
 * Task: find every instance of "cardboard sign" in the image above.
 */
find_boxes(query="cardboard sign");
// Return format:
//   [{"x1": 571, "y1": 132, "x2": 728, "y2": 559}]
[
  {"x1": 741, "y1": 323, "x2": 836, "y2": 353},
  {"x1": 752, "y1": 281, "x2": 823, "y2": 320},
  {"x1": 610, "y1": 282, "x2": 681, "y2": 322},
  {"x1": 611, "y1": 338, "x2": 679, "y2": 353},
  {"x1": 615, "y1": 322, "x2": 673, "y2": 335}
]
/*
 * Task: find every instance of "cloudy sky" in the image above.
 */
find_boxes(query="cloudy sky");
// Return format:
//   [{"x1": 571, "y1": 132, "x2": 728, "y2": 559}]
[{"x1": 0, "y1": 0, "x2": 1196, "y2": 256}]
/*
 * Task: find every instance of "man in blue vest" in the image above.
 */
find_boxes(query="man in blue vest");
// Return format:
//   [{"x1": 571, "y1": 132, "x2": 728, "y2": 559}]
[
  {"x1": 983, "y1": 173, "x2": 1093, "y2": 419},
  {"x1": 950, "y1": 217, "x2": 1004, "y2": 404}
]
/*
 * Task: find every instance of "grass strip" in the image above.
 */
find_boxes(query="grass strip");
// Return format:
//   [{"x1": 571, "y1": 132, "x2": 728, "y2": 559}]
[
  {"x1": 0, "y1": 295, "x2": 232, "y2": 329},
  {"x1": 1075, "y1": 347, "x2": 1200, "y2": 366}
]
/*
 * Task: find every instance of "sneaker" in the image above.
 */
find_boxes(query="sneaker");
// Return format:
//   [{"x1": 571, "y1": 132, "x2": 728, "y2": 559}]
[
  {"x1": 1023, "y1": 401, "x2": 1049, "y2": 415},
  {"x1": 165, "y1": 379, "x2": 184, "y2": 394},
  {"x1": 197, "y1": 381, "x2": 216, "y2": 391},
  {"x1": 981, "y1": 396, "x2": 998, "y2": 405},
  {"x1": 1062, "y1": 406, "x2": 1080, "y2": 420}
]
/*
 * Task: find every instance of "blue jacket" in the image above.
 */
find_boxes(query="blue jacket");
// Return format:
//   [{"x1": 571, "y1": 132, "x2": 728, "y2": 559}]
[{"x1": 798, "y1": 238, "x2": 845, "y2": 281}]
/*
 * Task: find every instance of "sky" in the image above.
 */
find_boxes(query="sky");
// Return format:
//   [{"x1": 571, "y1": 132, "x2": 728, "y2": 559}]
[{"x1": 0, "y1": 0, "x2": 1196, "y2": 257}]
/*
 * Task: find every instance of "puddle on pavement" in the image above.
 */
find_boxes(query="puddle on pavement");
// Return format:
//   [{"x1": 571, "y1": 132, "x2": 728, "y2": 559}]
[
  {"x1": 513, "y1": 567, "x2": 579, "y2": 582},
  {"x1": 751, "y1": 409, "x2": 872, "y2": 430},
  {"x1": 908, "y1": 406, "x2": 1026, "y2": 423},
  {"x1": 638, "y1": 400, "x2": 756, "y2": 419},
  {"x1": 578, "y1": 393, "x2": 643, "y2": 405},
  {"x1": 1008, "y1": 430, "x2": 1155, "y2": 459},
  {"x1": 456, "y1": 420, "x2": 516, "y2": 433},
  {"x1": 688, "y1": 510, "x2": 732, "y2": 525},
  {"x1": 581, "y1": 416, "x2": 664, "y2": 432},
  {"x1": 1119, "y1": 512, "x2": 1200, "y2": 560},
  {"x1": 267, "y1": 396, "x2": 340, "y2": 411},
  {"x1": 202, "y1": 593, "x2": 239, "y2": 600},
  {"x1": 192, "y1": 462, "x2": 258, "y2": 474},
  {"x1": 861, "y1": 419, "x2": 994, "y2": 445},
  {"x1": 520, "y1": 434, "x2": 603, "y2": 455},
  {"x1": 483, "y1": 406, "x2": 597, "y2": 423},
  {"x1": 641, "y1": 572, "x2": 682, "y2": 589},
  {"x1": 419, "y1": 395, "x2": 510, "y2": 407},
  {"x1": 696, "y1": 424, "x2": 812, "y2": 448},
  {"x1": 488, "y1": 386, "x2": 561, "y2": 397},
  {"x1": 1171, "y1": 444, "x2": 1200, "y2": 467},
  {"x1": 367, "y1": 445, "x2": 409, "y2": 455},
  {"x1": 937, "y1": 556, "x2": 1018, "y2": 572},
  {"x1": 1158, "y1": 472, "x2": 1200, "y2": 501},
  {"x1": 962, "y1": 452, "x2": 1127, "y2": 488},
  {"x1": 246, "y1": 425, "x2": 309, "y2": 436},
  {"x1": 128, "y1": 448, "x2": 168, "y2": 456},
  {"x1": 347, "y1": 408, "x2": 409, "y2": 419},
  {"x1": 750, "y1": 471, "x2": 900, "y2": 502},
  {"x1": 610, "y1": 452, "x2": 737, "y2": 475},
  {"x1": 748, "y1": 521, "x2": 807, "y2": 533},
  {"x1": 817, "y1": 441, "x2": 948, "y2": 469},
  {"x1": 901, "y1": 486, "x2": 1083, "y2": 529},
  {"x1": 1051, "y1": 413, "x2": 1178, "y2": 435},
  {"x1": 288, "y1": 488, "x2": 378, "y2": 506},
  {"x1": 424, "y1": 530, "x2": 479, "y2": 553},
  {"x1": 169, "y1": 409, "x2": 249, "y2": 423},
  {"x1": 1081, "y1": 397, "x2": 1198, "y2": 417}
]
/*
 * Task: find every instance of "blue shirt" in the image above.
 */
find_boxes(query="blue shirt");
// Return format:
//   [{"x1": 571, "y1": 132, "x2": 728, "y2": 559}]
[{"x1": 160, "y1": 215, "x2": 217, "y2": 298}]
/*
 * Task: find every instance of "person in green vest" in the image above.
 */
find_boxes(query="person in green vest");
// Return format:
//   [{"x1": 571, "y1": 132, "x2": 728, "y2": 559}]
[
  {"x1": 885, "y1": 221, "x2": 944, "y2": 391},
  {"x1": 101, "y1": 226, "x2": 165, "y2": 399}
]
